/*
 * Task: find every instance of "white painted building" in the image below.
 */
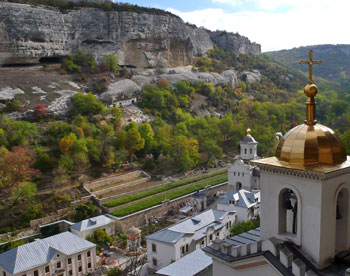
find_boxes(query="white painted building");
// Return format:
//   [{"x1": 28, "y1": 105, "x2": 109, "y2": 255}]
[
  {"x1": 217, "y1": 189, "x2": 260, "y2": 222},
  {"x1": 0, "y1": 232, "x2": 97, "y2": 276},
  {"x1": 70, "y1": 215, "x2": 115, "y2": 239},
  {"x1": 146, "y1": 209, "x2": 236, "y2": 272},
  {"x1": 228, "y1": 129, "x2": 260, "y2": 191}
]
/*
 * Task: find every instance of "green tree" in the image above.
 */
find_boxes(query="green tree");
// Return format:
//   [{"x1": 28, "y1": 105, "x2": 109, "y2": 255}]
[
  {"x1": 103, "y1": 54, "x2": 120, "y2": 72},
  {"x1": 70, "y1": 92, "x2": 106, "y2": 117},
  {"x1": 125, "y1": 128, "x2": 145, "y2": 159}
]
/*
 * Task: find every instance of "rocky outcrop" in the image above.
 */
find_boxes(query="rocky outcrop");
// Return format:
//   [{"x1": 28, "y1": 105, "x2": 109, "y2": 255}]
[
  {"x1": 0, "y1": 2, "x2": 260, "y2": 67},
  {"x1": 209, "y1": 31, "x2": 261, "y2": 56},
  {"x1": 131, "y1": 67, "x2": 245, "y2": 88},
  {"x1": 100, "y1": 79, "x2": 141, "y2": 102}
]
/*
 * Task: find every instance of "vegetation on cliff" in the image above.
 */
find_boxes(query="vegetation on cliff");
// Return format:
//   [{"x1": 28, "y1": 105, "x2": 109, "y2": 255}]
[{"x1": 2, "y1": 0, "x2": 179, "y2": 17}]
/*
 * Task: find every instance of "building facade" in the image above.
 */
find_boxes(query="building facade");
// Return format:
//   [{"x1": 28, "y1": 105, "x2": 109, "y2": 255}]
[
  {"x1": 146, "y1": 209, "x2": 236, "y2": 271},
  {"x1": 217, "y1": 189, "x2": 260, "y2": 222},
  {"x1": 70, "y1": 215, "x2": 115, "y2": 239},
  {"x1": 228, "y1": 129, "x2": 260, "y2": 192},
  {"x1": 0, "y1": 232, "x2": 97, "y2": 276}
]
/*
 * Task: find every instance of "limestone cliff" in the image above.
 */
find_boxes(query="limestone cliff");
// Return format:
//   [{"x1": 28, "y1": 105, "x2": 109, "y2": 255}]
[{"x1": 0, "y1": 2, "x2": 261, "y2": 67}]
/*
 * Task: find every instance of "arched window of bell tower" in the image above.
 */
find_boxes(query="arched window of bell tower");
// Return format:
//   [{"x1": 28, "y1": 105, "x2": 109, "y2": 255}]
[
  {"x1": 279, "y1": 188, "x2": 299, "y2": 236},
  {"x1": 244, "y1": 148, "x2": 247, "y2": 155},
  {"x1": 335, "y1": 187, "x2": 349, "y2": 253}
]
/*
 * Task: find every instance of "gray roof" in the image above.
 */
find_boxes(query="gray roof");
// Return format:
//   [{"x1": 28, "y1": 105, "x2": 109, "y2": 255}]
[
  {"x1": 240, "y1": 135, "x2": 257, "y2": 144},
  {"x1": 147, "y1": 209, "x2": 231, "y2": 244},
  {"x1": 218, "y1": 189, "x2": 260, "y2": 208},
  {"x1": 156, "y1": 249, "x2": 212, "y2": 276},
  {"x1": 0, "y1": 232, "x2": 95, "y2": 274},
  {"x1": 71, "y1": 215, "x2": 113, "y2": 232}
]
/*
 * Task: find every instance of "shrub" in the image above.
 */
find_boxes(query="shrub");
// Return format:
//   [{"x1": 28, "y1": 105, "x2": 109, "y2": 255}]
[{"x1": 103, "y1": 54, "x2": 120, "y2": 72}]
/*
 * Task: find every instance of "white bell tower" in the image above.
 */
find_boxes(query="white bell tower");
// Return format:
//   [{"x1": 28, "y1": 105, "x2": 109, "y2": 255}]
[
  {"x1": 253, "y1": 51, "x2": 350, "y2": 269},
  {"x1": 240, "y1": 128, "x2": 257, "y2": 160}
]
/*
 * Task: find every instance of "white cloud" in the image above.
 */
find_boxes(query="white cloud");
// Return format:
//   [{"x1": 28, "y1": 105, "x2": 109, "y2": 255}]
[{"x1": 168, "y1": 2, "x2": 350, "y2": 52}]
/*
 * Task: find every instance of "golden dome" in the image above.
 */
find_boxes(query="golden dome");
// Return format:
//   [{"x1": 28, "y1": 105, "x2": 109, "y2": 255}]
[
  {"x1": 276, "y1": 123, "x2": 346, "y2": 166},
  {"x1": 275, "y1": 50, "x2": 346, "y2": 166}
]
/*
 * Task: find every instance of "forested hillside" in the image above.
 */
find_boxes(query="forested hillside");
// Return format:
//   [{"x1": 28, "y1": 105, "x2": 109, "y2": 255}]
[
  {"x1": 1, "y1": 46, "x2": 350, "y2": 233},
  {"x1": 265, "y1": 44, "x2": 350, "y2": 82}
]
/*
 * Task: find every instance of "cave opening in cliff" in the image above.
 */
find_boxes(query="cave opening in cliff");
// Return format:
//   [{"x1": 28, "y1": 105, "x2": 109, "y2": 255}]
[
  {"x1": 39, "y1": 56, "x2": 65, "y2": 64},
  {"x1": 1, "y1": 63, "x2": 38, "y2": 68}
]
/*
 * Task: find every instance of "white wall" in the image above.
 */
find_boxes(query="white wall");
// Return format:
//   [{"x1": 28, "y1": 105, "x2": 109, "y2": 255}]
[
  {"x1": 260, "y1": 168, "x2": 350, "y2": 268},
  {"x1": 147, "y1": 241, "x2": 176, "y2": 271},
  {"x1": 228, "y1": 160, "x2": 254, "y2": 191},
  {"x1": 71, "y1": 223, "x2": 115, "y2": 239}
]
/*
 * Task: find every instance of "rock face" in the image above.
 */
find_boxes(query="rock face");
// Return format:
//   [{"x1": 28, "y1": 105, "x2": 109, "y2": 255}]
[
  {"x1": 100, "y1": 79, "x2": 141, "y2": 103},
  {"x1": 131, "y1": 67, "x2": 244, "y2": 88},
  {"x1": 209, "y1": 31, "x2": 261, "y2": 56},
  {"x1": 0, "y1": 2, "x2": 260, "y2": 67}
]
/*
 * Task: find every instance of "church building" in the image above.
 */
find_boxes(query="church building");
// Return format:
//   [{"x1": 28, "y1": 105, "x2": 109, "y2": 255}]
[
  {"x1": 228, "y1": 129, "x2": 260, "y2": 191},
  {"x1": 204, "y1": 51, "x2": 350, "y2": 275}
]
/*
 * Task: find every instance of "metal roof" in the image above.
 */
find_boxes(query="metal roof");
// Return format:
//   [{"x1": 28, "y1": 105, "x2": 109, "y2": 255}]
[
  {"x1": 71, "y1": 215, "x2": 113, "y2": 232},
  {"x1": 240, "y1": 135, "x2": 257, "y2": 144},
  {"x1": 218, "y1": 189, "x2": 260, "y2": 208},
  {"x1": 156, "y1": 249, "x2": 212, "y2": 276},
  {"x1": 0, "y1": 232, "x2": 96, "y2": 274},
  {"x1": 147, "y1": 209, "x2": 231, "y2": 244}
]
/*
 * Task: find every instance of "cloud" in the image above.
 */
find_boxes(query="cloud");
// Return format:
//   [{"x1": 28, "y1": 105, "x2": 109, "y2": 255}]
[{"x1": 168, "y1": 2, "x2": 350, "y2": 52}]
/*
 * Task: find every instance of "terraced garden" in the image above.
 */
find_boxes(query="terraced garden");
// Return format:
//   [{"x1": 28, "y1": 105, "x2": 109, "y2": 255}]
[{"x1": 107, "y1": 173, "x2": 228, "y2": 217}]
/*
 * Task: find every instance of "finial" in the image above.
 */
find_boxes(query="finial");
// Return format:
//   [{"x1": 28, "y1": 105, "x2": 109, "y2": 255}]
[
  {"x1": 247, "y1": 128, "x2": 251, "y2": 136},
  {"x1": 299, "y1": 50, "x2": 322, "y2": 126}
]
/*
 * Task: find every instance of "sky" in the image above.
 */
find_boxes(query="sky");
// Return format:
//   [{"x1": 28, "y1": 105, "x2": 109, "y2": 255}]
[{"x1": 119, "y1": 0, "x2": 350, "y2": 52}]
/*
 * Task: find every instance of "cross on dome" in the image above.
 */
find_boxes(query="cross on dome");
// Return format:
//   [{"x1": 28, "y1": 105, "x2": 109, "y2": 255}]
[{"x1": 299, "y1": 50, "x2": 322, "y2": 84}]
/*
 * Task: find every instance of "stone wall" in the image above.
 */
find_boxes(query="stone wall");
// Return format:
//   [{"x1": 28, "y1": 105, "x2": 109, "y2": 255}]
[
  {"x1": 84, "y1": 170, "x2": 149, "y2": 191},
  {"x1": 0, "y1": 2, "x2": 261, "y2": 67}
]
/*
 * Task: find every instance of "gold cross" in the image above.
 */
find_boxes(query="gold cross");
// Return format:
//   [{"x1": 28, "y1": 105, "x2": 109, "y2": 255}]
[{"x1": 299, "y1": 50, "x2": 322, "y2": 84}]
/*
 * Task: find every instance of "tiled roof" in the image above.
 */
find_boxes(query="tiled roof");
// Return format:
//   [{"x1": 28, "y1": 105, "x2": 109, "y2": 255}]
[
  {"x1": 71, "y1": 215, "x2": 113, "y2": 232},
  {"x1": 156, "y1": 249, "x2": 212, "y2": 276},
  {"x1": 0, "y1": 232, "x2": 95, "y2": 274}
]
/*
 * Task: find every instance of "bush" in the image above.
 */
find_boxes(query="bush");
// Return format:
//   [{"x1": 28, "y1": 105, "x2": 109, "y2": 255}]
[
  {"x1": 230, "y1": 218, "x2": 260, "y2": 236},
  {"x1": 102, "y1": 54, "x2": 120, "y2": 72},
  {"x1": 34, "y1": 153, "x2": 54, "y2": 173}
]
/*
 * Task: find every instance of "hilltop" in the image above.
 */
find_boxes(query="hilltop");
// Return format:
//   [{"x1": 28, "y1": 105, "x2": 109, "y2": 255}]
[{"x1": 265, "y1": 44, "x2": 350, "y2": 82}]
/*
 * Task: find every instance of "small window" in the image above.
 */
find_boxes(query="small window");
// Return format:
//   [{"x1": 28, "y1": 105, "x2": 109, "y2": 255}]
[
  {"x1": 242, "y1": 173, "x2": 244, "y2": 176},
  {"x1": 152, "y1": 258, "x2": 158, "y2": 266},
  {"x1": 250, "y1": 148, "x2": 252, "y2": 154},
  {"x1": 45, "y1": 266, "x2": 50, "y2": 273},
  {"x1": 238, "y1": 172, "x2": 240, "y2": 176},
  {"x1": 216, "y1": 232, "x2": 220, "y2": 237},
  {"x1": 87, "y1": 251, "x2": 91, "y2": 257},
  {"x1": 88, "y1": 263, "x2": 91, "y2": 268},
  {"x1": 78, "y1": 254, "x2": 81, "y2": 260},
  {"x1": 69, "y1": 271, "x2": 73, "y2": 276},
  {"x1": 244, "y1": 148, "x2": 247, "y2": 154},
  {"x1": 185, "y1": 244, "x2": 189, "y2": 252},
  {"x1": 79, "y1": 266, "x2": 82, "y2": 272},
  {"x1": 3, "y1": 272, "x2": 6, "y2": 276},
  {"x1": 201, "y1": 240, "x2": 205, "y2": 246},
  {"x1": 68, "y1": 258, "x2": 72, "y2": 264},
  {"x1": 34, "y1": 271, "x2": 39, "y2": 276},
  {"x1": 57, "y1": 262, "x2": 61, "y2": 269},
  {"x1": 234, "y1": 172, "x2": 236, "y2": 176},
  {"x1": 56, "y1": 254, "x2": 59, "y2": 258},
  {"x1": 181, "y1": 246, "x2": 185, "y2": 254},
  {"x1": 152, "y1": 243, "x2": 157, "y2": 252},
  {"x1": 209, "y1": 234, "x2": 213, "y2": 241}
]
